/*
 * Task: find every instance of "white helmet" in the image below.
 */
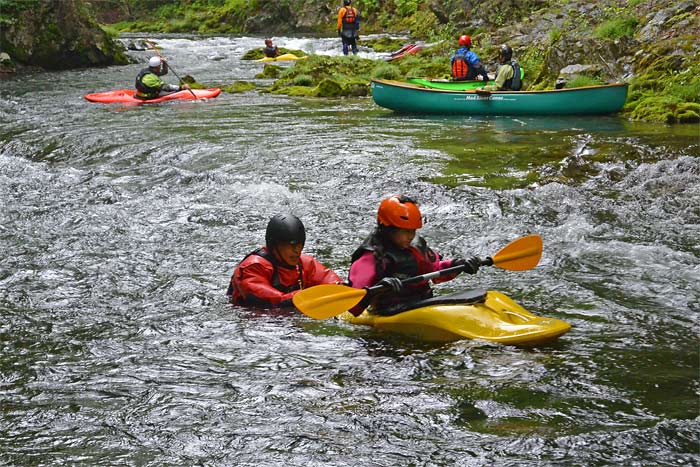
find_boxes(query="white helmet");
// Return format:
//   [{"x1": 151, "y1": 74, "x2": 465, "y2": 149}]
[{"x1": 148, "y1": 56, "x2": 161, "y2": 67}]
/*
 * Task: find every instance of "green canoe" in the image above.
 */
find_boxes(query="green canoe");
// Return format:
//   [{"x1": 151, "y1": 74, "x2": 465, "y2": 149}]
[
  {"x1": 406, "y1": 78, "x2": 493, "y2": 90},
  {"x1": 371, "y1": 79, "x2": 629, "y2": 116}
]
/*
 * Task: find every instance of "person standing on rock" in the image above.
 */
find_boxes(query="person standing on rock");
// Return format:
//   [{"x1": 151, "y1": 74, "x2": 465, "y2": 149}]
[{"x1": 337, "y1": 0, "x2": 360, "y2": 55}]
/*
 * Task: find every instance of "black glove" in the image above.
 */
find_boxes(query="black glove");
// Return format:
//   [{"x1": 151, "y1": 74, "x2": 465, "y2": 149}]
[
  {"x1": 453, "y1": 256, "x2": 481, "y2": 275},
  {"x1": 378, "y1": 276, "x2": 403, "y2": 292}
]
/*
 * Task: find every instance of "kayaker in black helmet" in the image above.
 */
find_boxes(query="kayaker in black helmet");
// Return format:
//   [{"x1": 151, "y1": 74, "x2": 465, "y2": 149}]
[
  {"x1": 347, "y1": 195, "x2": 481, "y2": 315},
  {"x1": 482, "y1": 44, "x2": 522, "y2": 91},
  {"x1": 135, "y1": 56, "x2": 189, "y2": 100},
  {"x1": 227, "y1": 214, "x2": 341, "y2": 309}
]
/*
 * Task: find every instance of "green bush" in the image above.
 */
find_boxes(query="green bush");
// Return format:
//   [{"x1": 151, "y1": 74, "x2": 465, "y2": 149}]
[
  {"x1": 372, "y1": 63, "x2": 401, "y2": 80},
  {"x1": 566, "y1": 75, "x2": 605, "y2": 88},
  {"x1": 293, "y1": 74, "x2": 314, "y2": 86},
  {"x1": 594, "y1": 16, "x2": 637, "y2": 39}
]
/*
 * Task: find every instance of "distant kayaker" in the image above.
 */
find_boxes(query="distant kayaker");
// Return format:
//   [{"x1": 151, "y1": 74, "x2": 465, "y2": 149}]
[
  {"x1": 228, "y1": 214, "x2": 342, "y2": 309},
  {"x1": 337, "y1": 0, "x2": 360, "y2": 55},
  {"x1": 482, "y1": 44, "x2": 522, "y2": 91},
  {"x1": 263, "y1": 38, "x2": 280, "y2": 58},
  {"x1": 135, "y1": 56, "x2": 189, "y2": 100},
  {"x1": 450, "y1": 35, "x2": 489, "y2": 82},
  {"x1": 347, "y1": 195, "x2": 481, "y2": 315}
]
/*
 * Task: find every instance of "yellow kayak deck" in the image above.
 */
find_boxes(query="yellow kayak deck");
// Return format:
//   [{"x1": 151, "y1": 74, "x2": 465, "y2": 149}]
[
  {"x1": 255, "y1": 53, "x2": 306, "y2": 62},
  {"x1": 340, "y1": 290, "x2": 571, "y2": 346}
]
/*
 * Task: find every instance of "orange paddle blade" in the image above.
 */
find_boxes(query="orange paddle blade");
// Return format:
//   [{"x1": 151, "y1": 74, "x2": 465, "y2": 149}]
[
  {"x1": 492, "y1": 234, "x2": 542, "y2": 271},
  {"x1": 293, "y1": 284, "x2": 367, "y2": 320}
]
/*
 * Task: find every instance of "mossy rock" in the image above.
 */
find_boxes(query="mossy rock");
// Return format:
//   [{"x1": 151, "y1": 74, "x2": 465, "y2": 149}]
[
  {"x1": 627, "y1": 95, "x2": 699, "y2": 123},
  {"x1": 241, "y1": 48, "x2": 307, "y2": 60},
  {"x1": 315, "y1": 78, "x2": 344, "y2": 97},
  {"x1": 256, "y1": 64, "x2": 283, "y2": 79},
  {"x1": 362, "y1": 37, "x2": 410, "y2": 53},
  {"x1": 221, "y1": 81, "x2": 256, "y2": 93},
  {"x1": 270, "y1": 85, "x2": 316, "y2": 97}
]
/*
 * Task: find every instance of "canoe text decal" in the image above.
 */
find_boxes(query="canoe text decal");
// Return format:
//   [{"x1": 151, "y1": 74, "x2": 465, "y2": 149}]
[{"x1": 452, "y1": 95, "x2": 517, "y2": 102}]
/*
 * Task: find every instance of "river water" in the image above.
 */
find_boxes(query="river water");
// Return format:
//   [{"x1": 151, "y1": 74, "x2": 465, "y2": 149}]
[{"x1": 1, "y1": 35, "x2": 698, "y2": 466}]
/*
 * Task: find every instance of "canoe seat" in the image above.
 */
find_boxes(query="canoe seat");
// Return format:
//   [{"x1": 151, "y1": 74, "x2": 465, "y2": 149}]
[{"x1": 372, "y1": 288, "x2": 487, "y2": 316}]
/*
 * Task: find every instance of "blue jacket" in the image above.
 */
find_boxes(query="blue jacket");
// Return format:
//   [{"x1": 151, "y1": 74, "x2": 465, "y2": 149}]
[{"x1": 450, "y1": 47, "x2": 483, "y2": 67}]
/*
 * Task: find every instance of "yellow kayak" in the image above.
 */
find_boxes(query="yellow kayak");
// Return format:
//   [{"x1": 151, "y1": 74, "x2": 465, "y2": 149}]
[
  {"x1": 255, "y1": 53, "x2": 306, "y2": 62},
  {"x1": 339, "y1": 289, "x2": 571, "y2": 346}
]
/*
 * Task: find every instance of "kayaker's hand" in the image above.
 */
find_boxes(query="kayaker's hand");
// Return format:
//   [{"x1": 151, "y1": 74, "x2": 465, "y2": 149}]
[
  {"x1": 378, "y1": 277, "x2": 403, "y2": 293},
  {"x1": 182, "y1": 84, "x2": 190, "y2": 90},
  {"x1": 453, "y1": 256, "x2": 481, "y2": 274}
]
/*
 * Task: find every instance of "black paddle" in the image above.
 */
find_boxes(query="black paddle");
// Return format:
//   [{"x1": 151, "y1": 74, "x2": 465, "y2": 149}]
[{"x1": 145, "y1": 39, "x2": 198, "y2": 100}]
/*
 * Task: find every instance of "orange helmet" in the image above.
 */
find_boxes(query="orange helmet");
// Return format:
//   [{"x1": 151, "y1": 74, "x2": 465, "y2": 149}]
[
  {"x1": 458, "y1": 35, "x2": 472, "y2": 47},
  {"x1": 377, "y1": 195, "x2": 423, "y2": 229}
]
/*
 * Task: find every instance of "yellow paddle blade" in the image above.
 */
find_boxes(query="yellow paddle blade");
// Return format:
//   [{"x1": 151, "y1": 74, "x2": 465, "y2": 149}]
[
  {"x1": 492, "y1": 234, "x2": 543, "y2": 271},
  {"x1": 293, "y1": 284, "x2": 368, "y2": 320}
]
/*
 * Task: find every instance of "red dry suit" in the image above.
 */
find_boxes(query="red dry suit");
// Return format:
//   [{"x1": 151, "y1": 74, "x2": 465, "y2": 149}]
[{"x1": 228, "y1": 247, "x2": 340, "y2": 308}]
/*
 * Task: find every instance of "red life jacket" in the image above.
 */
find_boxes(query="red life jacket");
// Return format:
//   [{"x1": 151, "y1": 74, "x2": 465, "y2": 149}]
[
  {"x1": 343, "y1": 7, "x2": 357, "y2": 25},
  {"x1": 452, "y1": 55, "x2": 469, "y2": 80}
]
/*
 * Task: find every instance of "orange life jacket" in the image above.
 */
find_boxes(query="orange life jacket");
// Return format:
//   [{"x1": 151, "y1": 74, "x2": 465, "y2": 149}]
[{"x1": 452, "y1": 55, "x2": 469, "y2": 80}]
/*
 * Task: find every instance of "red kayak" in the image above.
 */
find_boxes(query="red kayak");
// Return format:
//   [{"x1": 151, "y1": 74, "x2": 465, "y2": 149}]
[
  {"x1": 384, "y1": 43, "x2": 423, "y2": 62},
  {"x1": 84, "y1": 88, "x2": 222, "y2": 104}
]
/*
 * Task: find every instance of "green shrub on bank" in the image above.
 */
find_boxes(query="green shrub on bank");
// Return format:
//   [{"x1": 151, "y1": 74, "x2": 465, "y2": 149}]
[{"x1": 594, "y1": 16, "x2": 637, "y2": 39}]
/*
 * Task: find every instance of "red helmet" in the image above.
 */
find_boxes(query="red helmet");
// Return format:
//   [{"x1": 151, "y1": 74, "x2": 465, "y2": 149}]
[
  {"x1": 458, "y1": 35, "x2": 472, "y2": 47},
  {"x1": 377, "y1": 195, "x2": 423, "y2": 229}
]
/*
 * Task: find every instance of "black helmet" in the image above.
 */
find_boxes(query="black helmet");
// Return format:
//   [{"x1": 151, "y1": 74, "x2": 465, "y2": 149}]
[
  {"x1": 500, "y1": 44, "x2": 513, "y2": 61},
  {"x1": 265, "y1": 214, "x2": 306, "y2": 248},
  {"x1": 344, "y1": 0, "x2": 351, "y2": 5}
]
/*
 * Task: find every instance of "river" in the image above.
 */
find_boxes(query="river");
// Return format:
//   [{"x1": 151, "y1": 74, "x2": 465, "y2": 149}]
[{"x1": 1, "y1": 34, "x2": 698, "y2": 466}]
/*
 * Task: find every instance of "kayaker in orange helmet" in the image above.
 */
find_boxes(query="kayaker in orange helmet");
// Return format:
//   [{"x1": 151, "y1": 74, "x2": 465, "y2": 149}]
[
  {"x1": 450, "y1": 34, "x2": 490, "y2": 82},
  {"x1": 263, "y1": 37, "x2": 280, "y2": 58},
  {"x1": 135, "y1": 56, "x2": 189, "y2": 100},
  {"x1": 228, "y1": 214, "x2": 341, "y2": 309},
  {"x1": 347, "y1": 195, "x2": 481, "y2": 315},
  {"x1": 337, "y1": 0, "x2": 360, "y2": 55}
]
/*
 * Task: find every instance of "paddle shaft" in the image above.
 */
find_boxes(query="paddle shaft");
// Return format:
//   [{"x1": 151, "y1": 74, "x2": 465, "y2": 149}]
[
  {"x1": 146, "y1": 40, "x2": 198, "y2": 99},
  {"x1": 365, "y1": 258, "x2": 493, "y2": 296}
]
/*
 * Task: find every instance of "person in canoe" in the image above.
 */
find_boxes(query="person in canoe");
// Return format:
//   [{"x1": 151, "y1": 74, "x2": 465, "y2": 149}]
[
  {"x1": 227, "y1": 214, "x2": 342, "y2": 309},
  {"x1": 135, "y1": 56, "x2": 189, "y2": 100},
  {"x1": 450, "y1": 35, "x2": 489, "y2": 82},
  {"x1": 481, "y1": 44, "x2": 522, "y2": 91},
  {"x1": 263, "y1": 38, "x2": 280, "y2": 58},
  {"x1": 347, "y1": 195, "x2": 481, "y2": 315},
  {"x1": 337, "y1": 0, "x2": 360, "y2": 55}
]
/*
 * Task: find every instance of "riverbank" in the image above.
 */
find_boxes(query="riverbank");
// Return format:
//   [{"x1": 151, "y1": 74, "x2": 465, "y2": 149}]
[{"x1": 2, "y1": 0, "x2": 698, "y2": 122}]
